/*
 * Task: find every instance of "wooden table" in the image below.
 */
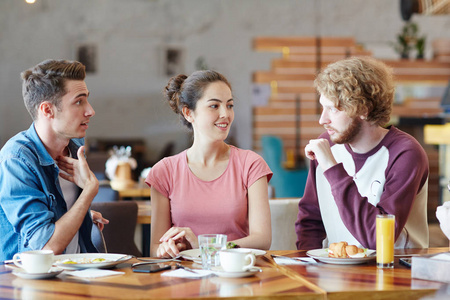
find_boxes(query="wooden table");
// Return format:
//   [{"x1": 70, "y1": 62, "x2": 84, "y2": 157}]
[
  {"x1": 136, "y1": 201, "x2": 151, "y2": 257},
  {"x1": 136, "y1": 200, "x2": 151, "y2": 225},
  {"x1": 0, "y1": 255, "x2": 322, "y2": 300},
  {"x1": 273, "y1": 247, "x2": 448, "y2": 300},
  {"x1": 1, "y1": 248, "x2": 448, "y2": 299},
  {"x1": 115, "y1": 184, "x2": 151, "y2": 200}
]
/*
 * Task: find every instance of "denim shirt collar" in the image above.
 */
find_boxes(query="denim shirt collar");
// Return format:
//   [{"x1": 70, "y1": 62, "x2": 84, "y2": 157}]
[{"x1": 26, "y1": 123, "x2": 84, "y2": 166}]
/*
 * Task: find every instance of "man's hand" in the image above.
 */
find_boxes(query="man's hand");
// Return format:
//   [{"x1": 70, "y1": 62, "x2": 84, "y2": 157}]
[
  {"x1": 91, "y1": 209, "x2": 109, "y2": 231},
  {"x1": 57, "y1": 146, "x2": 98, "y2": 194},
  {"x1": 436, "y1": 202, "x2": 450, "y2": 241},
  {"x1": 305, "y1": 138, "x2": 338, "y2": 171}
]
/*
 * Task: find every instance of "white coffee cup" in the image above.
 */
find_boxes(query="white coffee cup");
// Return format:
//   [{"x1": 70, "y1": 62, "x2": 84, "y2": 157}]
[
  {"x1": 219, "y1": 249, "x2": 256, "y2": 272},
  {"x1": 13, "y1": 250, "x2": 54, "y2": 273}
]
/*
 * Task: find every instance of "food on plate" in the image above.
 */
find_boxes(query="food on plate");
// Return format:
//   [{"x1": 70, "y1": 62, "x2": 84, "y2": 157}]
[
  {"x1": 226, "y1": 242, "x2": 240, "y2": 249},
  {"x1": 57, "y1": 257, "x2": 110, "y2": 264},
  {"x1": 328, "y1": 242, "x2": 366, "y2": 258}
]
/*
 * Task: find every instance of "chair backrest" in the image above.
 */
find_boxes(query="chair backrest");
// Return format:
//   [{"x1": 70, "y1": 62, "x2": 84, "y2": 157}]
[
  {"x1": 261, "y1": 135, "x2": 284, "y2": 171},
  {"x1": 269, "y1": 198, "x2": 300, "y2": 250},
  {"x1": 261, "y1": 135, "x2": 308, "y2": 198},
  {"x1": 90, "y1": 201, "x2": 142, "y2": 257}
]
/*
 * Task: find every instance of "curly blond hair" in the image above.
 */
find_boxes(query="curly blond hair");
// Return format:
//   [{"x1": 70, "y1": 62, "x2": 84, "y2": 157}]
[{"x1": 314, "y1": 57, "x2": 395, "y2": 126}]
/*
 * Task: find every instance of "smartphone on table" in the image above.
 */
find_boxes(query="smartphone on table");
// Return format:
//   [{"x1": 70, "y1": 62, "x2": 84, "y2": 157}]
[
  {"x1": 132, "y1": 263, "x2": 172, "y2": 273},
  {"x1": 399, "y1": 258, "x2": 412, "y2": 268}
]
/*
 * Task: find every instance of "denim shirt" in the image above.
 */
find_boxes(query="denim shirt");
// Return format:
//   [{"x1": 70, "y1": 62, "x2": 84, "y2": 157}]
[{"x1": 0, "y1": 124, "x2": 98, "y2": 261}]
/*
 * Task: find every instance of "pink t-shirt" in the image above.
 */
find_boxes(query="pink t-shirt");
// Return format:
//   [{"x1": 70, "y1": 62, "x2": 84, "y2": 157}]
[{"x1": 146, "y1": 146, "x2": 272, "y2": 240}]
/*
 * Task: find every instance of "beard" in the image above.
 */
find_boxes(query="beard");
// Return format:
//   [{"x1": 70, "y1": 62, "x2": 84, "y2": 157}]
[{"x1": 326, "y1": 117, "x2": 362, "y2": 144}]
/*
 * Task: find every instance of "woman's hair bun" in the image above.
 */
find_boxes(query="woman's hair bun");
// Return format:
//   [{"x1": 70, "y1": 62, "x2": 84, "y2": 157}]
[{"x1": 164, "y1": 74, "x2": 187, "y2": 114}]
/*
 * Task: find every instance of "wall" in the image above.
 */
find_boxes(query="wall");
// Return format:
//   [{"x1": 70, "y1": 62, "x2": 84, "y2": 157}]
[{"x1": 0, "y1": 0, "x2": 449, "y2": 162}]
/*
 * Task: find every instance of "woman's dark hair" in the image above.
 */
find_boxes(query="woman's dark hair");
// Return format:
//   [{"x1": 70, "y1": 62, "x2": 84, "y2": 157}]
[{"x1": 163, "y1": 70, "x2": 231, "y2": 129}]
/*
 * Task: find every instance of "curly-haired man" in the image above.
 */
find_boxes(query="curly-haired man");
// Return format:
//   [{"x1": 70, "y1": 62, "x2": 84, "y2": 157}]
[{"x1": 295, "y1": 57, "x2": 429, "y2": 250}]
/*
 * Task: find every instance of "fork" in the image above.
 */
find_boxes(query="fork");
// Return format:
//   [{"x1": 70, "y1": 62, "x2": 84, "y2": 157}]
[
  {"x1": 175, "y1": 263, "x2": 200, "y2": 274},
  {"x1": 271, "y1": 254, "x2": 317, "y2": 263},
  {"x1": 136, "y1": 257, "x2": 181, "y2": 263}
]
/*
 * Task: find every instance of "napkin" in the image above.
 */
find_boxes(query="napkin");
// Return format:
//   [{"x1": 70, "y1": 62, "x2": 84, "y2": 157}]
[
  {"x1": 430, "y1": 253, "x2": 450, "y2": 262},
  {"x1": 273, "y1": 256, "x2": 317, "y2": 265},
  {"x1": 65, "y1": 269, "x2": 125, "y2": 278},
  {"x1": 161, "y1": 269, "x2": 214, "y2": 279},
  {"x1": 436, "y1": 201, "x2": 450, "y2": 240}
]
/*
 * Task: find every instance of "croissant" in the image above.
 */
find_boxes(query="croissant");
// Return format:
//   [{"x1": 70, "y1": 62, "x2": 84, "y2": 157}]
[{"x1": 328, "y1": 242, "x2": 366, "y2": 258}]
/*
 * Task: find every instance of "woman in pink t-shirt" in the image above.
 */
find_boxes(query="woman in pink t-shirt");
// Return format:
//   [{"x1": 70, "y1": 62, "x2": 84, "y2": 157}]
[{"x1": 146, "y1": 70, "x2": 273, "y2": 258}]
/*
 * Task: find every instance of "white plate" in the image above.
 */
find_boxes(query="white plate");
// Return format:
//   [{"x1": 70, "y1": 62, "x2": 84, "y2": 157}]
[
  {"x1": 241, "y1": 248, "x2": 266, "y2": 257},
  {"x1": 12, "y1": 267, "x2": 63, "y2": 279},
  {"x1": 180, "y1": 248, "x2": 266, "y2": 262},
  {"x1": 54, "y1": 253, "x2": 132, "y2": 270},
  {"x1": 179, "y1": 249, "x2": 201, "y2": 261},
  {"x1": 306, "y1": 249, "x2": 376, "y2": 265},
  {"x1": 212, "y1": 266, "x2": 261, "y2": 278}
]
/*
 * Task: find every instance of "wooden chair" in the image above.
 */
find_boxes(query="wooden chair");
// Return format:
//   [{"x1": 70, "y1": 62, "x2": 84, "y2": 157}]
[{"x1": 269, "y1": 198, "x2": 300, "y2": 250}]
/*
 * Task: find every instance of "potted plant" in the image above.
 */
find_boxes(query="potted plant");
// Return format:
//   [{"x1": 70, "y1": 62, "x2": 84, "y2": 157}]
[
  {"x1": 415, "y1": 36, "x2": 426, "y2": 59},
  {"x1": 391, "y1": 22, "x2": 418, "y2": 60},
  {"x1": 394, "y1": 34, "x2": 411, "y2": 59}
]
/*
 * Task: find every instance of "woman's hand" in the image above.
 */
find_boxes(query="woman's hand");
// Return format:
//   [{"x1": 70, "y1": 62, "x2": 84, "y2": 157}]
[
  {"x1": 156, "y1": 239, "x2": 186, "y2": 258},
  {"x1": 156, "y1": 227, "x2": 198, "y2": 258}
]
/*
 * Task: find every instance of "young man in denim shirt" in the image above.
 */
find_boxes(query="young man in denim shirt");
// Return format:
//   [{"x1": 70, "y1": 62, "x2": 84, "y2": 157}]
[{"x1": 0, "y1": 59, "x2": 108, "y2": 261}]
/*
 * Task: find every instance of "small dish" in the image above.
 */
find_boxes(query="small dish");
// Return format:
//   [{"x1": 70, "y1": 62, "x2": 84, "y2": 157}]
[
  {"x1": 180, "y1": 248, "x2": 266, "y2": 262},
  {"x1": 240, "y1": 248, "x2": 267, "y2": 257},
  {"x1": 212, "y1": 266, "x2": 261, "y2": 278},
  {"x1": 12, "y1": 267, "x2": 63, "y2": 279}
]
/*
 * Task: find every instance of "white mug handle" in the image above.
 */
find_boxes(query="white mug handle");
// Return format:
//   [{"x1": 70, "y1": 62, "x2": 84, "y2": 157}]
[
  {"x1": 13, "y1": 253, "x2": 23, "y2": 269},
  {"x1": 242, "y1": 253, "x2": 256, "y2": 271}
]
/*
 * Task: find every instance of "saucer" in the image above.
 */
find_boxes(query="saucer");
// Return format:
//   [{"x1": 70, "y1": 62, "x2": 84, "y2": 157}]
[
  {"x1": 12, "y1": 267, "x2": 64, "y2": 279},
  {"x1": 212, "y1": 267, "x2": 261, "y2": 278}
]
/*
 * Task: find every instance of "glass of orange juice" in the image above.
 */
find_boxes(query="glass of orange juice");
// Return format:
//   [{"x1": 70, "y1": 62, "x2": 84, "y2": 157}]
[{"x1": 376, "y1": 214, "x2": 395, "y2": 268}]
